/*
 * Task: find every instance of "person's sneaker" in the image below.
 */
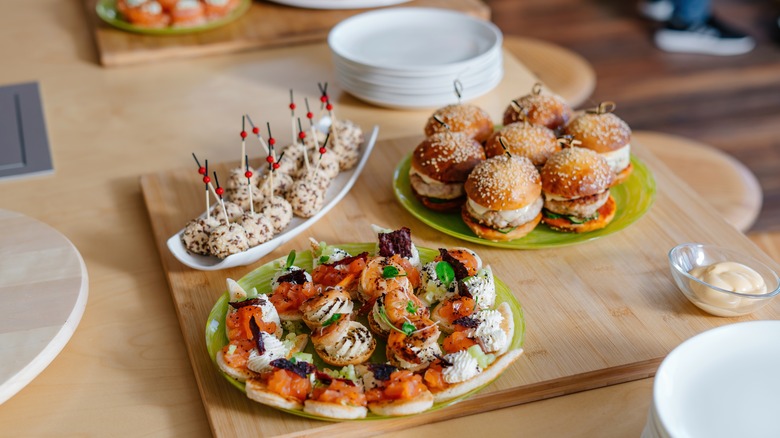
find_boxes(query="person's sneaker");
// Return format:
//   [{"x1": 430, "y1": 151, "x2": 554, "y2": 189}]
[
  {"x1": 639, "y1": 0, "x2": 673, "y2": 22},
  {"x1": 654, "y1": 16, "x2": 756, "y2": 55}
]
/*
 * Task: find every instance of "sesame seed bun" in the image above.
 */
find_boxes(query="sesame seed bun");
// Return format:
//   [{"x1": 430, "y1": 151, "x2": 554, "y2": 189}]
[
  {"x1": 424, "y1": 104, "x2": 494, "y2": 143},
  {"x1": 462, "y1": 208, "x2": 542, "y2": 241},
  {"x1": 502, "y1": 93, "x2": 573, "y2": 131},
  {"x1": 564, "y1": 112, "x2": 631, "y2": 153},
  {"x1": 540, "y1": 148, "x2": 615, "y2": 199},
  {"x1": 464, "y1": 155, "x2": 541, "y2": 211},
  {"x1": 411, "y1": 132, "x2": 486, "y2": 184},
  {"x1": 484, "y1": 123, "x2": 561, "y2": 167},
  {"x1": 542, "y1": 195, "x2": 617, "y2": 233}
]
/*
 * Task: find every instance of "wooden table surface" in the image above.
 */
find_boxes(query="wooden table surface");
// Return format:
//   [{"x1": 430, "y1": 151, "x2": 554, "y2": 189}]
[{"x1": 2, "y1": 1, "x2": 778, "y2": 437}]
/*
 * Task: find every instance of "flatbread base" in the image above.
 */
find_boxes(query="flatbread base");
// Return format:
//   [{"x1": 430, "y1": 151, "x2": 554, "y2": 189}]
[{"x1": 368, "y1": 389, "x2": 435, "y2": 416}]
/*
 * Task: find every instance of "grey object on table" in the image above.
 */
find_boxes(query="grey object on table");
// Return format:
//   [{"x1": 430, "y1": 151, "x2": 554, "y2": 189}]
[{"x1": 0, "y1": 82, "x2": 53, "y2": 180}]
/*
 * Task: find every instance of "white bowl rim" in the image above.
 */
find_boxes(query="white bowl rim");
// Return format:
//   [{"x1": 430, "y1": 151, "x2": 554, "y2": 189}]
[{"x1": 653, "y1": 320, "x2": 780, "y2": 436}]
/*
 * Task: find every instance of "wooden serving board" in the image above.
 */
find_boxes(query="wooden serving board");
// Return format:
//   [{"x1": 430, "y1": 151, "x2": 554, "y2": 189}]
[
  {"x1": 84, "y1": 0, "x2": 490, "y2": 67},
  {"x1": 141, "y1": 135, "x2": 780, "y2": 436}
]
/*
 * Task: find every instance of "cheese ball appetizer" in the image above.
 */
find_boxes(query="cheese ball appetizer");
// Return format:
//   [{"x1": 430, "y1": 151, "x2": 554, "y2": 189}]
[
  {"x1": 329, "y1": 119, "x2": 363, "y2": 171},
  {"x1": 237, "y1": 212, "x2": 274, "y2": 247},
  {"x1": 181, "y1": 216, "x2": 220, "y2": 255},
  {"x1": 260, "y1": 195, "x2": 293, "y2": 234},
  {"x1": 211, "y1": 200, "x2": 244, "y2": 224},
  {"x1": 208, "y1": 223, "x2": 249, "y2": 259}
]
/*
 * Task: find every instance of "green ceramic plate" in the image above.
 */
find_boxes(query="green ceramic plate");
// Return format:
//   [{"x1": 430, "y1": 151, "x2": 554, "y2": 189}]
[
  {"x1": 205, "y1": 243, "x2": 525, "y2": 421},
  {"x1": 394, "y1": 154, "x2": 656, "y2": 248},
  {"x1": 95, "y1": 0, "x2": 251, "y2": 36}
]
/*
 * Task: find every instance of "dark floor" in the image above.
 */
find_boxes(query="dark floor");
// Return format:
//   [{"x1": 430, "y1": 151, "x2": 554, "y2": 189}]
[{"x1": 486, "y1": 0, "x2": 780, "y2": 231}]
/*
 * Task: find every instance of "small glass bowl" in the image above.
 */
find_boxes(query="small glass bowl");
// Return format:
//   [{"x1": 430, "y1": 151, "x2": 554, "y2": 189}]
[{"x1": 668, "y1": 243, "x2": 780, "y2": 317}]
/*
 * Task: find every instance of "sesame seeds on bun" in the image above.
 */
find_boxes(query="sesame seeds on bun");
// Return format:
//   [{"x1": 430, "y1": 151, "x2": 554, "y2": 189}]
[
  {"x1": 411, "y1": 132, "x2": 486, "y2": 183},
  {"x1": 564, "y1": 112, "x2": 631, "y2": 153},
  {"x1": 484, "y1": 123, "x2": 561, "y2": 167},
  {"x1": 464, "y1": 154, "x2": 541, "y2": 211},
  {"x1": 502, "y1": 93, "x2": 573, "y2": 132},
  {"x1": 540, "y1": 147, "x2": 615, "y2": 199},
  {"x1": 424, "y1": 104, "x2": 494, "y2": 143}
]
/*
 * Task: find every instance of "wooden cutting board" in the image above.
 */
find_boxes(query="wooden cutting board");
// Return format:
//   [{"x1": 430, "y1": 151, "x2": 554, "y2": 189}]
[
  {"x1": 84, "y1": 0, "x2": 490, "y2": 67},
  {"x1": 140, "y1": 135, "x2": 780, "y2": 436},
  {"x1": 0, "y1": 209, "x2": 89, "y2": 405}
]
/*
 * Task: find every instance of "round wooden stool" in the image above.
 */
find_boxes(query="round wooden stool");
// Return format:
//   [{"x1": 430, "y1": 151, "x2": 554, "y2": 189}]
[
  {"x1": 503, "y1": 36, "x2": 596, "y2": 107},
  {"x1": 0, "y1": 209, "x2": 88, "y2": 404},
  {"x1": 634, "y1": 131, "x2": 762, "y2": 232}
]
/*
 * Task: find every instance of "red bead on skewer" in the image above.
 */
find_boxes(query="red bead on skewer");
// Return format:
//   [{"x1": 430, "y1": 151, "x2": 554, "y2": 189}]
[
  {"x1": 299, "y1": 131, "x2": 306, "y2": 140},
  {"x1": 326, "y1": 103, "x2": 333, "y2": 111},
  {"x1": 192, "y1": 153, "x2": 207, "y2": 175},
  {"x1": 252, "y1": 126, "x2": 259, "y2": 135},
  {"x1": 319, "y1": 147, "x2": 327, "y2": 154},
  {"x1": 203, "y1": 175, "x2": 211, "y2": 184},
  {"x1": 266, "y1": 155, "x2": 275, "y2": 164},
  {"x1": 272, "y1": 162, "x2": 280, "y2": 170},
  {"x1": 267, "y1": 122, "x2": 276, "y2": 146},
  {"x1": 213, "y1": 171, "x2": 224, "y2": 198},
  {"x1": 240, "y1": 131, "x2": 247, "y2": 139}
]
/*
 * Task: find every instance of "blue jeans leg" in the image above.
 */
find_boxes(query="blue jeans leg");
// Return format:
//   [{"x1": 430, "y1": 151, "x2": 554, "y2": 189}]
[{"x1": 671, "y1": 0, "x2": 711, "y2": 25}]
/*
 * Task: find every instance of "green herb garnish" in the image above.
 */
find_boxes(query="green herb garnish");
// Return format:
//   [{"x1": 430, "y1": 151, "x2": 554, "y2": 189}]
[
  {"x1": 319, "y1": 255, "x2": 330, "y2": 263},
  {"x1": 542, "y1": 210, "x2": 598, "y2": 224},
  {"x1": 406, "y1": 300, "x2": 418, "y2": 314},
  {"x1": 285, "y1": 250, "x2": 296, "y2": 269},
  {"x1": 377, "y1": 306, "x2": 410, "y2": 336},
  {"x1": 496, "y1": 226, "x2": 517, "y2": 234},
  {"x1": 322, "y1": 313, "x2": 341, "y2": 327},
  {"x1": 382, "y1": 265, "x2": 406, "y2": 279},
  {"x1": 436, "y1": 261, "x2": 455, "y2": 286},
  {"x1": 542, "y1": 210, "x2": 563, "y2": 219},
  {"x1": 401, "y1": 321, "x2": 416, "y2": 336}
]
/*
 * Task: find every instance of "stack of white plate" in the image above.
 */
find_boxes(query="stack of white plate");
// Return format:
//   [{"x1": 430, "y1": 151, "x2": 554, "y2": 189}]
[
  {"x1": 268, "y1": 0, "x2": 411, "y2": 9},
  {"x1": 328, "y1": 8, "x2": 503, "y2": 109},
  {"x1": 642, "y1": 321, "x2": 780, "y2": 438}
]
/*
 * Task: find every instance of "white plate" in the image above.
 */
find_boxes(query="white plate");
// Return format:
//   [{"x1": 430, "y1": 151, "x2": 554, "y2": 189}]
[
  {"x1": 167, "y1": 125, "x2": 379, "y2": 271},
  {"x1": 328, "y1": 8, "x2": 502, "y2": 72},
  {"x1": 332, "y1": 51, "x2": 502, "y2": 87},
  {"x1": 266, "y1": 0, "x2": 411, "y2": 10},
  {"x1": 654, "y1": 321, "x2": 780, "y2": 438},
  {"x1": 337, "y1": 65, "x2": 502, "y2": 96},
  {"x1": 330, "y1": 44, "x2": 502, "y2": 77},
  {"x1": 340, "y1": 66, "x2": 503, "y2": 109}
]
